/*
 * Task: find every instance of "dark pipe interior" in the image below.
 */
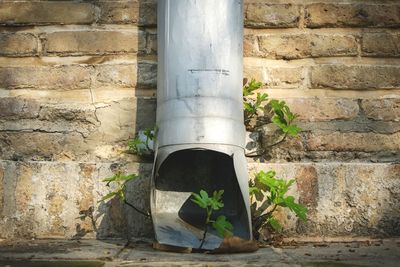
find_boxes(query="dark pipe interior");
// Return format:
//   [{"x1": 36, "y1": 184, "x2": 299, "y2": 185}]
[{"x1": 155, "y1": 149, "x2": 249, "y2": 238}]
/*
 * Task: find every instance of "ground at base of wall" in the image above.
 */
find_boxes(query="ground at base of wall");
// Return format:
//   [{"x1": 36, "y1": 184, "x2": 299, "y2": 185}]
[{"x1": 0, "y1": 239, "x2": 399, "y2": 267}]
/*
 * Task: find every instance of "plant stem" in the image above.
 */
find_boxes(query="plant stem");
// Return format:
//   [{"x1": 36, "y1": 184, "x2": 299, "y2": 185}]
[
  {"x1": 199, "y1": 208, "x2": 212, "y2": 249},
  {"x1": 253, "y1": 204, "x2": 278, "y2": 226},
  {"x1": 199, "y1": 224, "x2": 208, "y2": 249},
  {"x1": 245, "y1": 149, "x2": 265, "y2": 157},
  {"x1": 267, "y1": 132, "x2": 288, "y2": 147},
  {"x1": 124, "y1": 200, "x2": 151, "y2": 218}
]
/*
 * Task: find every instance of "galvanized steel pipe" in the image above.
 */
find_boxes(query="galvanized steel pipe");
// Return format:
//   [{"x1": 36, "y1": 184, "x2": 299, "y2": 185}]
[{"x1": 152, "y1": 0, "x2": 251, "y2": 250}]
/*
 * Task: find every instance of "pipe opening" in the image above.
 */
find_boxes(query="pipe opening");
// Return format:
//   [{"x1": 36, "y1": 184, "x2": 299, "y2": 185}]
[{"x1": 153, "y1": 149, "x2": 250, "y2": 248}]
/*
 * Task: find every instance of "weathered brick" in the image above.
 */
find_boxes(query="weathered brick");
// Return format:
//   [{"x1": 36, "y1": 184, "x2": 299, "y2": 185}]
[
  {"x1": 0, "y1": 33, "x2": 38, "y2": 56},
  {"x1": 46, "y1": 31, "x2": 146, "y2": 55},
  {"x1": 311, "y1": 65, "x2": 400, "y2": 89},
  {"x1": 96, "y1": 61, "x2": 156, "y2": 89},
  {"x1": 0, "y1": 132, "x2": 86, "y2": 161},
  {"x1": 244, "y1": 64, "x2": 304, "y2": 88},
  {"x1": 98, "y1": 1, "x2": 156, "y2": 26},
  {"x1": 243, "y1": 162, "x2": 400, "y2": 236},
  {"x1": 1, "y1": 104, "x2": 100, "y2": 138},
  {"x1": 285, "y1": 98, "x2": 359, "y2": 122},
  {"x1": 0, "y1": 97, "x2": 40, "y2": 120},
  {"x1": 96, "y1": 64, "x2": 137, "y2": 88},
  {"x1": 92, "y1": 98, "x2": 156, "y2": 144},
  {"x1": 258, "y1": 34, "x2": 357, "y2": 59},
  {"x1": 146, "y1": 31, "x2": 157, "y2": 55},
  {"x1": 245, "y1": 4, "x2": 300, "y2": 28},
  {"x1": 361, "y1": 98, "x2": 400, "y2": 122},
  {"x1": 38, "y1": 104, "x2": 98, "y2": 125},
  {"x1": 362, "y1": 32, "x2": 400, "y2": 57},
  {"x1": 261, "y1": 124, "x2": 400, "y2": 162},
  {"x1": 137, "y1": 61, "x2": 157, "y2": 88},
  {"x1": 0, "y1": 66, "x2": 91, "y2": 90},
  {"x1": 0, "y1": 2, "x2": 94, "y2": 25},
  {"x1": 306, "y1": 132, "x2": 400, "y2": 152},
  {"x1": 244, "y1": 66, "x2": 264, "y2": 84},
  {"x1": 299, "y1": 120, "x2": 400, "y2": 136},
  {"x1": 295, "y1": 165, "x2": 318, "y2": 208},
  {"x1": 0, "y1": 164, "x2": 3, "y2": 216},
  {"x1": 265, "y1": 67, "x2": 304, "y2": 88},
  {"x1": 244, "y1": 34, "x2": 259, "y2": 57},
  {"x1": 305, "y1": 3, "x2": 400, "y2": 28},
  {"x1": 0, "y1": 97, "x2": 155, "y2": 161},
  {"x1": 0, "y1": 160, "x2": 153, "y2": 239},
  {"x1": 98, "y1": 1, "x2": 139, "y2": 24}
]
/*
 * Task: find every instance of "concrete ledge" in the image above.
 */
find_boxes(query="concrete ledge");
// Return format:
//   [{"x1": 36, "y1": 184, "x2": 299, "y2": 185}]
[{"x1": 0, "y1": 239, "x2": 399, "y2": 267}]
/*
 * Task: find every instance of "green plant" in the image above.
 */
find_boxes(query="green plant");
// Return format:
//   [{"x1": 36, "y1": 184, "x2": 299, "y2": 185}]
[
  {"x1": 99, "y1": 171, "x2": 150, "y2": 217},
  {"x1": 191, "y1": 190, "x2": 233, "y2": 249},
  {"x1": 243, "y1": 79, "x2": 268, "y2": 128},
  {"x1": 268, "y1": 99, "x2": 302, "y2": 146},
  {"x1": 243, "y1": 78, "x2": 301, "y2": 140},
  {"x1": 249, "y1": 170, "x2": 307, "y2": 239},
  {"x1": 242, "y1": 78, "x2": 307, "y2": 239},
  {"x1": 128, "y1": 127, "x2": 155, "y2": 156}
]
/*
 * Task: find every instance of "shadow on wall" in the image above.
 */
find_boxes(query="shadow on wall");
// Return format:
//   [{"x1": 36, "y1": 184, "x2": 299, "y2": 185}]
[{"x1": 74, "y1": 0, "x2": 157, "y2": 241}]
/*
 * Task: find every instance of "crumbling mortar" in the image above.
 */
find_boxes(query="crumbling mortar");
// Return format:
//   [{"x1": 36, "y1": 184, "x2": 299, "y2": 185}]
[
  {"x1": 38, "y1": 32, "x2": 47, "y2": 56},
  {"x1": 298, "y1": 5, "x2": 306, "y2": 29},
  {"x1": 0, "y1": 129, "x2": 87, "y2": 139},
  {"x1": 355, "y1": 32, "x2": 363, "y2": 59}
]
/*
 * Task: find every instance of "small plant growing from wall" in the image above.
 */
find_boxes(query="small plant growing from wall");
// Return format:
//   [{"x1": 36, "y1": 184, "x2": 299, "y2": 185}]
[
  {"x1": 243, "y1": 78, "x2": 301, "y2": 141},
  {"x1": 191, "y1": 190, "x2": 233, "y2": 249},
  {"x1": 243, "y1": 78, "x2": 267, "y2": 130},
  {"x1": 128, "y1": 127, "x2": 156, "y2": 157},
  {"x1": 249, "y1": 170, "x2": 307, "y2": 240},
  {"x1": 99, "y1": 171, "x2": 150, "y2": 217},
  {"x1": 243, "y1": 78, "x2": 307, "y2": 241}
]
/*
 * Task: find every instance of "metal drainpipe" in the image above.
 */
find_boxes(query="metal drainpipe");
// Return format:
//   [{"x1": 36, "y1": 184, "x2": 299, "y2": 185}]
[{"x1": 151, "y1": 0, "x2": 252, "y2": 250}]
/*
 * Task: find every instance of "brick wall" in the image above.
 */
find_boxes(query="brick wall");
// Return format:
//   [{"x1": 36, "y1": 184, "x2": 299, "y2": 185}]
[{"x1": 0, "y1": 0, "x2": 399, "y2": 240}]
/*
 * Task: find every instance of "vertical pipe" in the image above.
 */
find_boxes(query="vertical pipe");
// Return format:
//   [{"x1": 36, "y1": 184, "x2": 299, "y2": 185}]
[{"x1": 152, "y1": 0, "x2": 251, "y2": 250}]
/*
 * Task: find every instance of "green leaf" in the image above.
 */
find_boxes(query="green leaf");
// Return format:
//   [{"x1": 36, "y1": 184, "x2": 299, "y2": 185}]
[
  {"x1": 191, "y1": 192, "x2": 208, "y2": 209},
  {"x1": 128, "y1": 137, "x2": 142, "y2": 148},
  {"x1": 98, "y1": 191, "x2": 117, "y2": 202},
  {"x1": 199, "y1": 190, "x2": 209, "y2": 200},
  {"x1": 191, "y1": 198, "x2": 207, "y2": 209},
  {"x1": 269, "y1": 99, "x2": 301, "y2": 137},
  {"x1": 244, "y1": 102, "x2": 256, "y2": 113},
  {"x1": 249, "y1": 186, "x2": 260, "y2": 195},
  {"x1": 281, "y1": 196, "x2": 308, "y2": 221},
  {"x1": 212, "y1": 215, "x2": 234, "y2": 238},
  {"x1": 243, "y1": 78, "x2": 262, "y2": 96},
  {"x1": 271, "y1": 116, "x2": 287, "y2": 130},
  {"x1": 102, "y1": 175, "x2": 117, "y2": 186},
  {"x1": 143, "y1": 128, "x2": 154, "y2": 140},
  {"x1": 212, "y1": 190, "x2": 224, "y2": 201},
  {"x1": 209, "y1": 190, "x2": 224, "y2": 210},
  {"x1": 209, "y1": 199, "x2": 224, "y2": 211},
  {"x1": 286, "y1": 125, "x2": 302, "y2": 137},
  {"x1": 268, "y1": 217, "x2": 283, "y2": 231},
  {"x1": 119, "y1": 173, "x2": 138, "y2": 182},
  {"x1": 256, "y1": 93, "x2": 268, "y2": 105},
  {"x1": 257, "y1": 170, "x2": 278, "y2": 189},
  {"x1": 128, "y1": 137, "x2": 144, "y2": 154},
  {"x1": 250, "y1": 169, "x2": 308, "y2": 236}
]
